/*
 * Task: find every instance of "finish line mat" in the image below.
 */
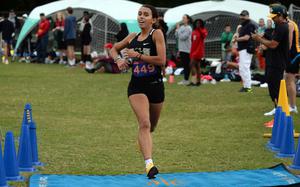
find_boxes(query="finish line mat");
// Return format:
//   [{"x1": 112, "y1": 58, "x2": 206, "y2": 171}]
[{"x1": 30, "y1": 164, "x2": 300, "y2": 187}]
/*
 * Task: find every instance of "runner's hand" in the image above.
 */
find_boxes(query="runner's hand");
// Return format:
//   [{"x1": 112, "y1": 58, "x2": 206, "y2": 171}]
[
  {"x1": 116, "y1": 59, "x2": 129, "y2": 71},
  {"x1": 123, "y1": 48, "x2": 139, "y2": 58}
]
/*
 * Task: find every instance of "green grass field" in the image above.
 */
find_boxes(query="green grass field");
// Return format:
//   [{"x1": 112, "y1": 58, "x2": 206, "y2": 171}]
[{"x1": 0, "y1": 63, "x2": 300, "y2": 186}]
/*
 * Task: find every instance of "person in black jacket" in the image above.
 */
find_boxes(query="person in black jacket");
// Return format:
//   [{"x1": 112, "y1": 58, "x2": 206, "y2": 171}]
[
  {"x1": 115, "y1": 23, "x2": 129, "y2": 42},
  {"x1": 81, "y1": 15, "x2": 92, "y2": 64},
  {"x1": 0, "y1": 13, "x2": 15, "y2": 64}
]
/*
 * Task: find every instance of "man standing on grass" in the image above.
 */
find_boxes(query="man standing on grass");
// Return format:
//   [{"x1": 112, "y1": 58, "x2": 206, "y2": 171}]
[
  {"x1": 0, "y1": 12, "x2": 15, "y2": 64},
  {"x1": 64, "y1": 7, "x2": 77, "y2": 66},
  {"x1": 233, "y1": 10, "x2": 257, "y2": 93},
  {"x1": 35, "y1": 13, "x2": 50, "y2": 64},
  {"x1": 252, "y1": 4, "x2": 289, "y2": 116}
]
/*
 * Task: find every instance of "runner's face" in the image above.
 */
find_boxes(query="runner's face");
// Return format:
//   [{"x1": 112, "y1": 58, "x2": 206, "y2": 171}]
[{"x1": 138, "y1": 7, "x2": 155, "y2": 29}]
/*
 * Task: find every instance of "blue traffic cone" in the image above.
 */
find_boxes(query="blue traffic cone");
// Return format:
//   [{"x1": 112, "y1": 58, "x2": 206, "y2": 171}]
[
  {"x1": 4, "y1": 131, "x2": 24, "y2": 181},
  {"x1": 18, "y1": 125, "x2": 36, "y2": 172},
  {"x1": 276, "y1": 116, "x2": 295, "y2": 158},
  {"x1": 18, "y1": 103, "x2": 33, "y2": 148},
  {"x1": 30, "y1": 120, "x2": 44, "y2": 166},
  {"x1": 22, "y1": 103, "x2": 33, "y2": 125},
  {"x1": 290, "y1": 132, "x2": 300, "y2": 170},
  {"x1": 267, "y1": 107, "x2": 282, "y2": 149},
  {"x1": 272, "y1": 112, "x2": 286, "y2": 152},
  {"x1": 0, "y1": 142, "x2": 8, "y2": 187}
]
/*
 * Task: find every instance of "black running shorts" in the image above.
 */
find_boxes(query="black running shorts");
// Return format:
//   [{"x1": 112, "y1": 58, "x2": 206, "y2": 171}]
[
  {"x1": 127, "y1": 81, "x2": 165, "y2": 103},
  {"x1": 65, "y1": 39, "x2": 76, "y2": 47},
  {"x1": 286, "y1": 53, "x2": 300, "y2": 74}
]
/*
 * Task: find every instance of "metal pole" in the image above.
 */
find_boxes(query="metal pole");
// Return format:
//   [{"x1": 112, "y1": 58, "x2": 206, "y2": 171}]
[{"x1": 104, "y1": 16, "x2": 108, "y2": 53}]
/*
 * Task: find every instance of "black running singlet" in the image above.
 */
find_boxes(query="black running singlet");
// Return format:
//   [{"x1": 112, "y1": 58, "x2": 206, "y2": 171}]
[{"x1": 128, "y1": 29, "x2": 162, "y2": 83}]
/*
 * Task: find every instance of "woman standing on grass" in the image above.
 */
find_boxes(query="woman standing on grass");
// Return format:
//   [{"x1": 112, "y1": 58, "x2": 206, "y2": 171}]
[
  {"x1": 81, "y1": 15, "x2": 92, "y2": 64},
  {"x1": 189, "y1": 19, "x2": 208, "y2": 86},
  {"x1": 110, "y1": 4, "x2": 166, "y2": 179}
]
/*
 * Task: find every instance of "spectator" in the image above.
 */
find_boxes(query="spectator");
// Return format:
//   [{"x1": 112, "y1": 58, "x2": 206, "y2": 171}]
[
  {"x1": 233, "y1": 10, "x2": 257, "y2": 93},
  {"x1": 85, "y1": 43, "x2": 120, "y2": 74},
  {"x1": 256, "y1": 18, "x2": 266, "y2": 70},
  {"x1": 252, "y1": 4, "x2": 289, "y2": 116},
  {"x1": 257, "y1": 18, "x2": 266, "y2": 35},
  {"x1": 157, "y1": 12, "x2": 168, "y2": 41},
  {"x1": 259, "y1": 19, "x2": 274, "y2": 88},
  {"x1": 264, "y1": 19, "x2": 274, "y2": 39},
  {"x1": 189, "y1": 19, "x2": 208, "y2": 86},
  {"x1": 34, "y1": 13, "x2": 50, "y2": 63},
  {"x1": 64, "y1": 7, "x2": 77, "y2": 66},
  {"x1": 286, "y1": 17, "x2": 300, "y2": 113},
  {"x1": 81, "y1": 15, "x2": 92, "y2": 65},
  {"x1": 221, "y1": 24, "x2": 233, "y2": 62},
  {"x1": 79, "y1": 11, "x2": 93, "y2": 64},
  {"x1": 175, "y1": 14, "x2": 193, "y2": 85},
  {"x1": 0, "y1": 13, "x2": 15, "y2": 64},
  {"x1": 115, "y1": 23, "x2": 129, "y2": 42},
  {"x1": 18, "y1": 14, "x2": 32, "y2": 63},
  {"x1": 79, "y1": 11, "x2": 93, "y2": 35},
  {"x1": 8, "y1": 9, "x2": 20, "y2": 48},
  {"x1": 157, "y1": 16, "x2": 168, "y2": 82},
  {"x1": 231, "y1": 25, "x2": 242, "y2": 56},
  {"x1": 52, "y1": 12, "x2": 66, "y2": 64},
  {"x1": 8, "y1": 10, "x2": 20, "y2": 31}
]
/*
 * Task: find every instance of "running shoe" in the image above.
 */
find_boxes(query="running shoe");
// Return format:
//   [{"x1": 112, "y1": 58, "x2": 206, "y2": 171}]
[
  {"x1": 290, "y1": 106, "x2": 298, "y2": 114},
  {"x1": 239, "y1": 88, "x2": 252, "y2": 93},
  {"x1": 264, "y1": 108, "x2": 275, "y2": 116},
  {"x1": 146, "y1": 163, "x2": 159, "y2": 179}
]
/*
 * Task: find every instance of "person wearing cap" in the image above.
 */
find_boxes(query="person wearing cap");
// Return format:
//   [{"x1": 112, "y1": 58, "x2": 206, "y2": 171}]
[
  {"x1": 233, "y1": 10, "x2": 257, "y2": 93},
  {"x1": 252, "y1": 4, "x2": 289, "y2": 116},
  {"x1": 34, "y1": 13, "x2": 50, "y2": 63},
  {"x1": 285, "y1": 13, "x2": 300, "y2": 114},
  {"x1": 0, "y1": 12, "x2": 15, "y2": 64}
]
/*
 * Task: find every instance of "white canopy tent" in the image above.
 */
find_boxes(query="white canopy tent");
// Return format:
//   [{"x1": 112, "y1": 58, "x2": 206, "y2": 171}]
[
  {"x1": 16, "y1": 0, "x2": 142, "y2": 51},
  {"x1": 164, "y1": 0, "x2": 270, "y2": 31}
]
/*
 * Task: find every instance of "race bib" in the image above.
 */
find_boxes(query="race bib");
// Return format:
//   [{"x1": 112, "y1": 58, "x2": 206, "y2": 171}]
[{"x1": 132, "y1": 61, "x2": 157, "y2": 77}]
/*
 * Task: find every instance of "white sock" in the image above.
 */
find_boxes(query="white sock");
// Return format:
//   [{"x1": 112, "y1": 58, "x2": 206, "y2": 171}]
[{"x1": 145, "y1": 159, "x2": 153, "y2": 167}]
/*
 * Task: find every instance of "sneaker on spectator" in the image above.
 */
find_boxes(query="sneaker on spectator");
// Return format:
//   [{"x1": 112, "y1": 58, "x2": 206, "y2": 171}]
[
  {"x1": 18, "y1": 57, "x2": 26, "y2": 63},
  {"x1": 59, "y1": 59, "x2": 64, "y2": 64},
  {"x1": 260, "y1": 83, "x2": 268, "y2": 88},
  {"x1": 264, "y1": 108, "x2": 275, "y2": 116},
  {"x1": 201, "y1": 79, "x2": 209, "y2": 84},
  {"x1": 290, "y1": 106, "x2": 298, "y2": 114},
  {"x1": 178, "y1": 80, "x2": 189, "y2": 85},
  {"x1": 4, "y1": 59, "x2": 9, "y2": 65},
  {"x1": 210, "y1": 79, "x2": 217, "y2": 85},
  {"x1": 163, "y1": 77, "x2": 167, "y2": 82},
  {"x1": 68, "y1": 59, "x2": 76, "y2": 66},
  {"x1": 220, "y1": 78, "x2": 231, "y2": 82},
  {"x1": 251, "y1": 80, "x2": 260, "y2": 86},
  {"x1": 239, "y1": 87, "x2": 253, "y2": 93}
]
